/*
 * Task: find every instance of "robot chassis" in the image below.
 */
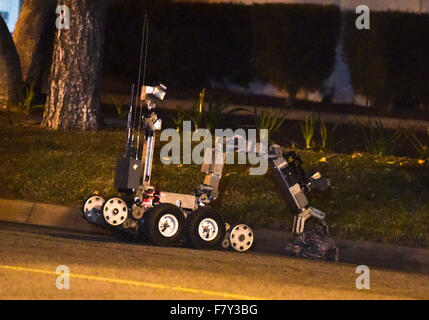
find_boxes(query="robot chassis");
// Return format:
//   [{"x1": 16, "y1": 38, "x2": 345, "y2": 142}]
[{"x1": 82, "y1": 84, "x2": 331, "y2": 253}]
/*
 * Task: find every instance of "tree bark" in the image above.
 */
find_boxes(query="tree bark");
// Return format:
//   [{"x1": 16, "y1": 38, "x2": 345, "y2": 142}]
[
  {"x1": 0, "y1": 15, "x2": 24, "y2": 108},
  {"x1": 13, "y1": 0, "x2": 57, "y2": 87},
  {"x1": 42, "y1": 0, "x2": 106, "y2": 130}
]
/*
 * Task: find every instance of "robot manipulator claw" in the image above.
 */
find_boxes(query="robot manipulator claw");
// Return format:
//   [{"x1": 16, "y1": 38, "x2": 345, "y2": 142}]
[
  {"x1": 292, "y1": 207, "x2": 329, "y2": 235},
  {"x1": 306, "y1": 172, "x2": 331, "y2": 192}
]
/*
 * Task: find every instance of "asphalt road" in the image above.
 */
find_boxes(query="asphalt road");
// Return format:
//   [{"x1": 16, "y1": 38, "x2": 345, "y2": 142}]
[{"x1": 0, "y1": 222, "x2": 428, "y2": 300}]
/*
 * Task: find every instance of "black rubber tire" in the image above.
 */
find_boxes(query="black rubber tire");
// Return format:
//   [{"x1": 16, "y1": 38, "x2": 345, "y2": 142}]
[
  {"x1": 143, "y1": 203, "x2": 186, "y2": 247},
  {"x1": 187, "y1": 207, "x2": 226, "y2": 250}
]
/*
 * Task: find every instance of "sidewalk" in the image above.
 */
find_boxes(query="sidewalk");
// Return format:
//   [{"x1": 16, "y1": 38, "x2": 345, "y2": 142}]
[
  {"x1": 101, "y1": 94, "x2": 429, "y2": 132},
  {"x1": 1, "y1": 198, "x2": 428, "y2": 274},
  {"x1": 162, "y1": 98, "x2": 429, "y2": 132}
]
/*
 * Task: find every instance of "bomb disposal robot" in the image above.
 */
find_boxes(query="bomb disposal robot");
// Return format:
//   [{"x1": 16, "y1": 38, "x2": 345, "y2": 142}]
[{"x1": 82, "y1": 82, "x2": 331, "y2": 253}]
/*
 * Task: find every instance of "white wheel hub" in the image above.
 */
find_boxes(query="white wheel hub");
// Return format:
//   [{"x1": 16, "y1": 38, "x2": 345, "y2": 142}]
[
  {"x1": 103, "y1": 198, "x2": 128, "y2": 226},
  {"x1": 158, "y1": 214, "x2": 179, "y2": 238},
  {"x1": 198, "y1": 218, "x2": 219, "y2": 242},
  {"x1": 84, "y1": 196, "x2": 105, "y2": 213},
  {"x1": 230, "y1": 224, "x2": 254, "y2": 252}
]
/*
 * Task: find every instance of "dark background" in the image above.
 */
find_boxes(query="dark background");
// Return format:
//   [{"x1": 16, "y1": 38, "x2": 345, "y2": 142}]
[{"x1": 99, "y1": 1, "x2": 429, "y2": 112}]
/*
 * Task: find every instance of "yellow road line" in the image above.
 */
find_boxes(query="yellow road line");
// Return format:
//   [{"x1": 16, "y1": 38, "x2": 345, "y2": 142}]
[{"x1": 0, "y1": 264, "x2": 265, "y2": 300}]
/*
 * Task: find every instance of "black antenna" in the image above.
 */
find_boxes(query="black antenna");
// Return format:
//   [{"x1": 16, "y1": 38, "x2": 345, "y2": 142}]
[
  {"x1": 135, "y1": 12, "x2": 148, "y2": 107},
  {"x1": 142, "y1": 12, "x2": 149, "y2": 86},
  {"x1": 125, "y1": 83, "x2": 135, "y2": 157},
  {"x1": 135, "y1": 13, "x2": 149, "y2": 160}
]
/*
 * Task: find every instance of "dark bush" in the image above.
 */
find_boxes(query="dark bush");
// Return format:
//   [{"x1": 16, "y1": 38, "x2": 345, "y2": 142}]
[
  {"x1": 103, "y1": 1, "x2": 340, "y2": 95},
  {"x1": 251, "y1": 4, "x2": 340, "y2": 101},
  {"x1": 344, "y1": 11, "x2": 388, "y2": 108},
  {"x1": 104, "y1": 0, "x2": 253, "y2": 88},
  {"x1": 344, "y1": 10, "x2": 429, "y2": 111},
  {"x1": 382, "y1": 12, "x2": 429, "y2": 110}
]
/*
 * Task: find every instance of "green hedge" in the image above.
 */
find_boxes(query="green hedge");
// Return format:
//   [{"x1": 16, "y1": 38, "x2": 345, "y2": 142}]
[
  {"x1": 104, "y1": 1, "x2": 340, "y2": 95},
  {"x1": 104, "y1": 2, "x2": 429, "y2": 111},
  {"x1": 344, "y1": 11, "x2": 429, "y2": 110},
  {"x1": 104, "y1": 1, "x2": 253, "y2": 87},
  {"x1": 251, "y1": 4, "x2": 340, "y2": 100}
]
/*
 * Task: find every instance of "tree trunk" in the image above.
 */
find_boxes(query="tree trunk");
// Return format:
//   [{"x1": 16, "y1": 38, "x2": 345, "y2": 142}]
[
  {"x1": 42, "y1": 0, "x2": 106, "y2": 130},
  {"x1": 0, "y1": 15, "x2": 24, "y2": 109},
  {"x1": 13, "y1": 0, "x2": 56, "y2": 87}
]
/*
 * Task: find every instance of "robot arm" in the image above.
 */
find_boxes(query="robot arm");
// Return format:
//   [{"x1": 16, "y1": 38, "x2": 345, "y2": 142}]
[
  {"x1": 114, "y1": 84, "x2": 166, "y2": 192},
  {"x1": 268, "y1": 145, "x2": 330, "y2": 234},
  {"x1": 196, "y1": 141, "x2": 331, "y2": 234}
]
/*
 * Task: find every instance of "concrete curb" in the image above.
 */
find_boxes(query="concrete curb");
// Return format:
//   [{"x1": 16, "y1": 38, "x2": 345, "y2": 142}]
[
  {"x1": 1, "y1": 198, "x2": 428, "y2": 274},
  {"x1": 254, "y1": 229, "x2": 429, "y2": 274},
  {"x1": 0, "y1": 199, "x2": 108, "y2": 235}
]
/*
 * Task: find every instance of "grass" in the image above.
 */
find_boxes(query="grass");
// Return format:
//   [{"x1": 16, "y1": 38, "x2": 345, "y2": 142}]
[
  {"x1": 319, "y1": 118, "x2": 340, "y2": 152},
  {"x1": 358, "y1": 118, "x2": 404, "y2": 156},
  {"x1": 0, "y1": 115, "x2": 428, "y2": 248},
  {"x1": 300, "y1": 112, "x2": 317, "y2": 149},
  {"x1": 254, "y1": 107, "x2": 286, "y2": 139},
  {"x1": 176, "y1": 89, "x2": 244, "y2": 133},
  {"x1": 107, "y1": 94, "x2": 128, "y2": 119},
  {"x1": 404, "y1": 128, "x2": 429, "y2": 160}
]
